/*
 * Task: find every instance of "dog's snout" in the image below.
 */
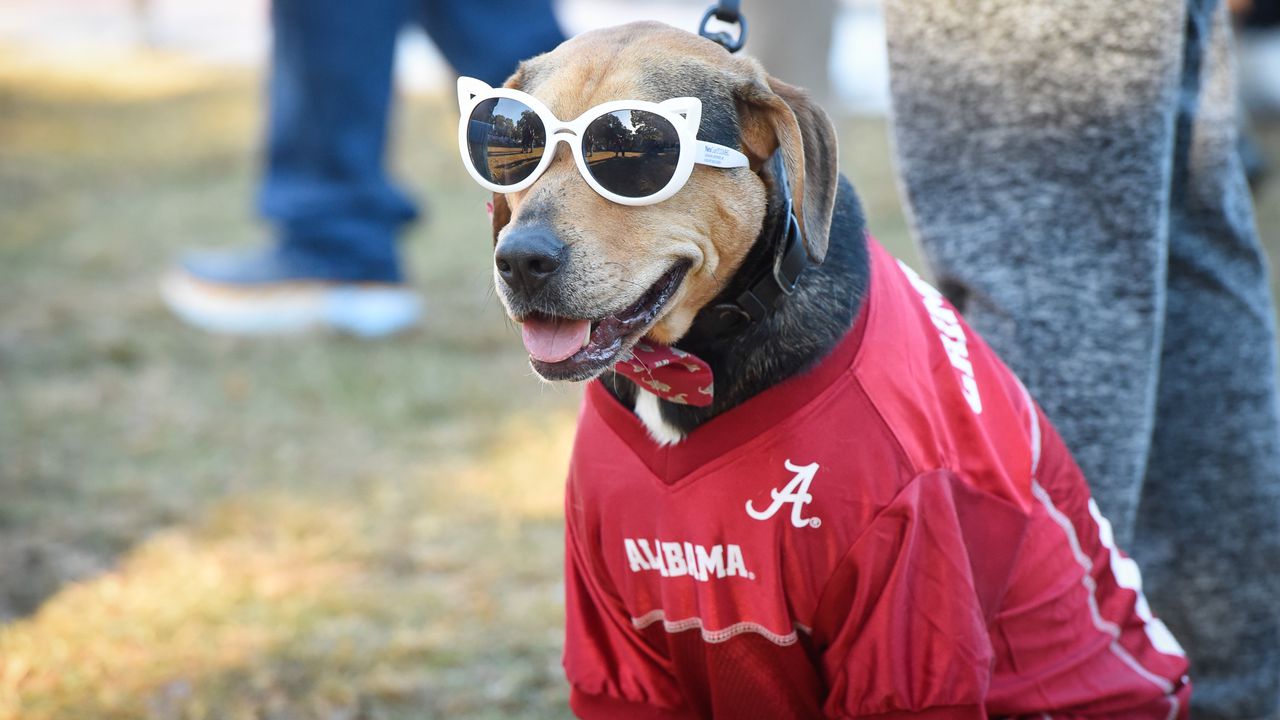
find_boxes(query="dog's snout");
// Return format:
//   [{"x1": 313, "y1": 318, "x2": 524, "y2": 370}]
[{"x1": 495, "y1": 227, "x2": 567, "y2": 296}]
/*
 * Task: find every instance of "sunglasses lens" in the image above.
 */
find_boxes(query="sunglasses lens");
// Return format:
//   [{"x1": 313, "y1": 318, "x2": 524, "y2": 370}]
[
  {"x1": 582, "y1": 110, "x2": 680, "y2": 199},
  {"x1": 465, "y1": 97, "x2": 546, "y2": 187}
]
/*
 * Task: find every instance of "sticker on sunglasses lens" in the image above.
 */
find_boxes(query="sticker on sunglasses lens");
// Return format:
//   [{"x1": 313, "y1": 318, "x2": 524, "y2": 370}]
[
  {"x1": 582, "y1": 110, "x2": 680, "y2": 198},
  {"x1": 467, "y1": 98, "x2": 547, "y2": 186}
]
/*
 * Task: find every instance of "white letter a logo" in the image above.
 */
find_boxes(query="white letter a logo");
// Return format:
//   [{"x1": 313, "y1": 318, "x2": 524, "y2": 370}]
[{"x1": 745, "y1": 460, "x2": 822, "y2": 529}]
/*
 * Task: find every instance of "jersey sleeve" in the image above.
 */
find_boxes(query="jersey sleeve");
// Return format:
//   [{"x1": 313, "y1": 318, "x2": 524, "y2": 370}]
[
  {"x1": 811, "y1": 469, "x2": 1030, "y2": 719},
  {"x1": 983, "y1": 407, "x2": 1191, "y2": 718},
  {"x1": 563, "y1": 492, "x2": 696, "y2": 720}
]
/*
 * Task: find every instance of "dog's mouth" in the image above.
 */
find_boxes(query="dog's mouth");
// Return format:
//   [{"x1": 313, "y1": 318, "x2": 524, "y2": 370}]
[{"x1": 517, "y1": 263, "x2": 690, "y2": 381}]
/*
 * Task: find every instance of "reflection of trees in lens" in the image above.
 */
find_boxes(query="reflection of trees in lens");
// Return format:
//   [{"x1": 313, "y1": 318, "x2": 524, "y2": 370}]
[
  {"x1": 516, "y1": 110, "x2": 546, "y2": 151},
  {"x1": 468, "y1": 99, "x2": 543, "y2": 185},
  {"x1": 584, "y1": 113, "x2": 631, "y2": 157},
  {"x1": 491, "y1": 113, "x2": 517, "y2": 141},
  {"x1": 583, "y1": 110, "x2": 676, "y2": 158},
  {"x1": 630, "y1": 111, "x2": 672, "y2": 150},
  {"x1": 582, "y1": 110, "x2": 679, "y2": 198}
]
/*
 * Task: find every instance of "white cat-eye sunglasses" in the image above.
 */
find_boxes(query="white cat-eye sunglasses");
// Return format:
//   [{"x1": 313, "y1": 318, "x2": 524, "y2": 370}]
[{"x1": 457, "y1": 76, "x2": 750, "y2": 206}]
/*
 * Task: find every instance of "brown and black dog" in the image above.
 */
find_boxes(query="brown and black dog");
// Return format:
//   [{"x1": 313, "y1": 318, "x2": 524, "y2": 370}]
[
  {"x1": 487, "y1": 21, "x2": 856, "y2": 446},
  {"x1": 471, "y1": 21, "x2": 1190, "y2": 720}
]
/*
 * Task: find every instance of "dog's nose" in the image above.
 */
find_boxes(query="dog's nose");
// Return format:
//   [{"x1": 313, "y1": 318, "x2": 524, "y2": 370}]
[{"x1": 495, "y1": 227, "x2": 567, "y2": 296}]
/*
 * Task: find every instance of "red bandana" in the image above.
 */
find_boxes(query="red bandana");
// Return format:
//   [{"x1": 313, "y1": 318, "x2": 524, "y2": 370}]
[{"x1": 613, "y1": 342, "x2": 714, "y2": 407}]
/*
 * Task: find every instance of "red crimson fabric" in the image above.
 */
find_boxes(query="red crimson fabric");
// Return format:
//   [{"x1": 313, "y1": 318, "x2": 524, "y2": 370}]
[
  {"x1": 613, "y1": 342, "x2": 716, "y2": 407},
  {"x1": 562, "y1": 237, "x2": 1190, "y2": 719}
]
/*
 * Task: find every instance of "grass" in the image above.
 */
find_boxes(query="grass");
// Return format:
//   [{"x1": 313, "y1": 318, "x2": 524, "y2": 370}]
[
  {"x1": 0, "y1": 47, "x2": 581, "y2": 720},
  {"x1": 1, "y1": 44, "x2": 1278, "y2": 720}
]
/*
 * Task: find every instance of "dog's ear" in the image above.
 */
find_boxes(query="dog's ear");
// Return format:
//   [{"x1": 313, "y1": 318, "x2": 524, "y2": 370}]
[
  {"x1": 491, "y1": 193, "x2": 512, "y2": 245},
  {"x1": 734, "y1": 64, "x2": 839, "y2": 263}
]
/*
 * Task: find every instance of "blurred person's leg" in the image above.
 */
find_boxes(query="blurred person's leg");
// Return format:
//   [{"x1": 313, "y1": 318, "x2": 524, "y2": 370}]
[
  {"x1": 884, "y1": 0, "x2": 1280, "y2": 716},
  {"x1": 744, "y1": 0, "x2": 836, "y2": 108},
  {"x1": 161, "y1": 0, "x2": 564, "y2": 337},
  {"x1": 257, "y1": 0, "x2": 417, "y2": 284},
  {"x1": 163, "y1": 0, "x2": 421, "y2": 337},
  {"x1": 415, "y1": 0, "x2": 564, "y2": 86},
  {"x1": 884, "y1": 0, "x2": 1182, "y2": 541},
  {"x1": 1133, "y1": 5, "x2": 1280, "y2": 715}
]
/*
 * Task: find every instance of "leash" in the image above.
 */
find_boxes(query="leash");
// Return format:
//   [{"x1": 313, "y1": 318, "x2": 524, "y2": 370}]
[{"x1": 698, "y1": 0, "x2": 748, "y2": 53}]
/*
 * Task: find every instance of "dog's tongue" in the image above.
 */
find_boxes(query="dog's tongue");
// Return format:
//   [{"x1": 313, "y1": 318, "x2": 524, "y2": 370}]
[{"x1": 521, "y1": 316, "x2": 592, "y2": 363}]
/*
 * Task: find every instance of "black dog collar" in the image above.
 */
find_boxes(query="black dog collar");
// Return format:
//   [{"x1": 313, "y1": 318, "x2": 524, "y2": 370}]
[{"x1": 693, "y1": 150, "x2": 812, "y2": 338}]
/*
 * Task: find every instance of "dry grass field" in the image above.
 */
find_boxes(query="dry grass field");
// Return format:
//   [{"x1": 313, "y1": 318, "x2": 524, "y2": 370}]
[{"x1": 1, "y1": 46, "x2": 1277, "y2": 720}]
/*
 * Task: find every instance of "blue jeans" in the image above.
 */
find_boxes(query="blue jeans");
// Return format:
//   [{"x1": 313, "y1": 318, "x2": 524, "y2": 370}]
[{"x1": 258, "y1": 0, "x2": 564, "y2": 282}]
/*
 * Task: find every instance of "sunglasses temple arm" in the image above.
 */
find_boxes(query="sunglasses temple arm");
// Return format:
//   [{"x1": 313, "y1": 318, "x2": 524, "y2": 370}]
[{"x1": 695, "y1": 141, "x2": 750, "y2": 169}]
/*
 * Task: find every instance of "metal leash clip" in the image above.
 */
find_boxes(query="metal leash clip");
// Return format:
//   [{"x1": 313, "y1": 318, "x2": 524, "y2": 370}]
[{"x1": 698, "y1": 0, "x2": 747, "y2": 53}]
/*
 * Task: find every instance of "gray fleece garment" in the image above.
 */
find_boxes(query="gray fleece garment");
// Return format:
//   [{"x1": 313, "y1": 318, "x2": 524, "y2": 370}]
[{"x1": 882, "y1": 0, "x2": 1280, "y2": 717}]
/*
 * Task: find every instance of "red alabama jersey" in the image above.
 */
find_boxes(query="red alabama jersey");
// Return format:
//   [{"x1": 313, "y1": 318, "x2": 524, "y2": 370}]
[{"x1": 563, "y1": 237, "x2": 1191, "y2": 719}]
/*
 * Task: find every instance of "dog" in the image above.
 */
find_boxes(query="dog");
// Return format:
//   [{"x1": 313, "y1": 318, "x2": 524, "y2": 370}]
[{"x1": 458, "y1": 22, "x2": 1191, "y2": 719}]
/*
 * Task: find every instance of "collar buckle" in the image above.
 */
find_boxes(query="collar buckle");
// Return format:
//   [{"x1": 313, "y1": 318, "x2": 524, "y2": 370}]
[{"x1": 772, "y1": 206, "x2": 805, "y2": 296}]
